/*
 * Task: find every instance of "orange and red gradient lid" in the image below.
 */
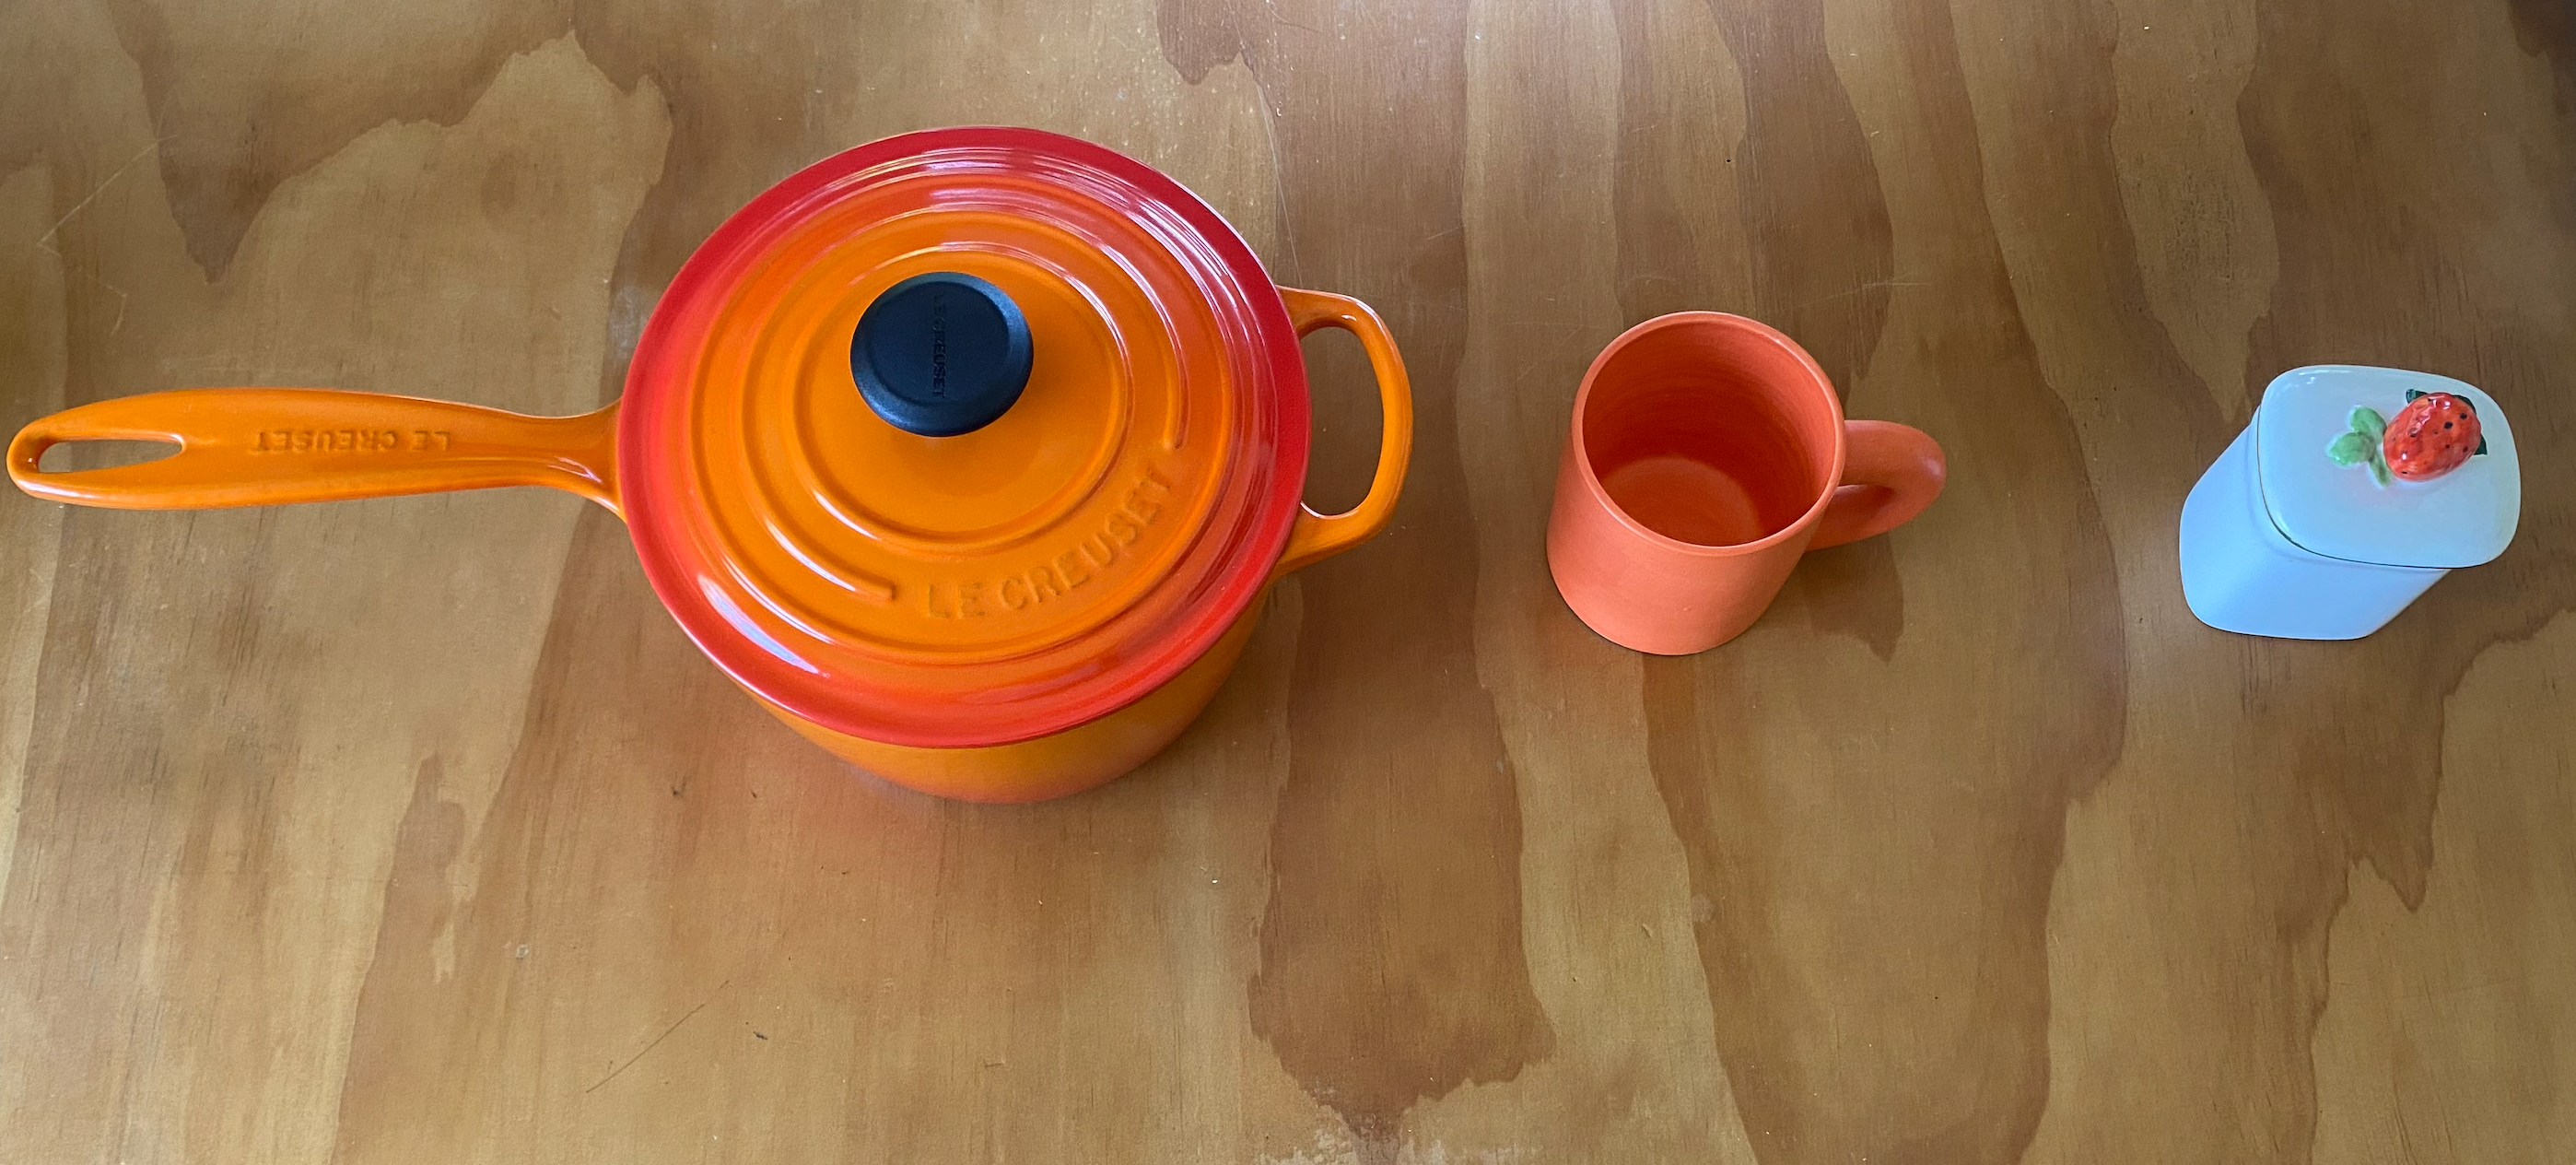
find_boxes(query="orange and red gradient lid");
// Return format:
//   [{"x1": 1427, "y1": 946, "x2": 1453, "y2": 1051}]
[{"x1": 619, "y1": 128, "x2": 1307, "y2": 748}]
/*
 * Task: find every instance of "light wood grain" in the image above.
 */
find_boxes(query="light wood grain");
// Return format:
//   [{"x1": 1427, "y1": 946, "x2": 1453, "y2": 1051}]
[{"x1": 2, "y1": 0, "x2": 2570, "y2": 1161}]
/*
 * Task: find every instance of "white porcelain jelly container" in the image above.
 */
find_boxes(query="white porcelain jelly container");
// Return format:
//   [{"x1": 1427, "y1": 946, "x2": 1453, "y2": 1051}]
[{"x1": 2180, "y1": 366, "x2": 2520, "y2": 640}]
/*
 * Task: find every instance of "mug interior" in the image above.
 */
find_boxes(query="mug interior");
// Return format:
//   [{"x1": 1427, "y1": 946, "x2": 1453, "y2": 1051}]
[{"x1": 1580, "y1": 319, "x2": 1839, "y2": 547}]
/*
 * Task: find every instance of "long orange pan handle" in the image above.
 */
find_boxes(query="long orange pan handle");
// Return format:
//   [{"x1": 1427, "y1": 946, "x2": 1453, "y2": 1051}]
[{"x1": 7, "y1": 389, "x2": 621, "y2": 515}]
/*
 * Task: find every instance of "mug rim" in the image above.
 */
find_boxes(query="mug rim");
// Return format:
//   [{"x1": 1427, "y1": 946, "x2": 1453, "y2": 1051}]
[{"x1": 1567, "y1": 311, "x2": 1849, "y2": 558}]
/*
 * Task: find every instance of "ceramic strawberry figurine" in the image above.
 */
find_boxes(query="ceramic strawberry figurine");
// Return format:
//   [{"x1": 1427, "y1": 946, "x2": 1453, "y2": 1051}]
[
  {"x1": 2327, "y1": 388, "x2": 2486, "y2": 486},
  {"x1": 2383, "y1": 391, "x2": 2483, "y2": 480}
]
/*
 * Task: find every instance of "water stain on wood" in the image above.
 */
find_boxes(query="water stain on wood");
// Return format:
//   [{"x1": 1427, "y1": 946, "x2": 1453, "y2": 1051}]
[
  {"x1": 1695, "y1": 0, "x2": 1910, "y2": 658},
  {"x1": 1162, "y1": 0, "x2": 1555, "y2": 1154},
  {"x1": 2509, "y1": 0, "x2": 2576, "y2": 97},
  {"x1": 2224, "y1": 0, "x2": 2576, "y2": 1150},
  {"x1": 324, "y1": 504, "x2": 802, "y2": 1157},
  {"x1": 2240, "y1": 0, "x2": 2576, "y2": 903},
  {"x1": 1698, "y1": 0, "x2": 1895, "y2": 390},
  {"x1": 1634, "y1": 0, "x2": 2128, "y2": 1158},
  {"x1": 332, "y1": 756, "x2": 466, "y2": 1161},
  {"x1": 105, "y1": 0, "x2": 572, "y2": 278}
]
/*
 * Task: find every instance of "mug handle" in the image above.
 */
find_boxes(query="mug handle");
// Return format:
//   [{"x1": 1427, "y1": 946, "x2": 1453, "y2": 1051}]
[
  {"x1": 8, "y1": 389, "x2": 622, "y2": 514},
  {"x1": 1809, "y1": 419, "x2": 1945, "y2": 549},
  {"x1": 1270, "y1": 288, "x2": 1414, "y2": 577}
]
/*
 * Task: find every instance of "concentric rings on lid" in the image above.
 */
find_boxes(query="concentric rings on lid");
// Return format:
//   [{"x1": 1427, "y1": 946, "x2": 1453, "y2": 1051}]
[{"x1": 620, "y1": 128, "x2": 1308, "y2": 748}]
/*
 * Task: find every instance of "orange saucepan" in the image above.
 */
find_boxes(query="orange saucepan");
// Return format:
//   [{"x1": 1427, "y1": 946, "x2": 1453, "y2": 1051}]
[{"x1": 6, "y1": 127, "x2": 1412, "y2": 803}]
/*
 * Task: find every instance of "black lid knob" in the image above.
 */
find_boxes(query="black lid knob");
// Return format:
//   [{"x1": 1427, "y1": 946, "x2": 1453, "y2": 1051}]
[{"x1": 849, "y1": 272, "x2": 1032, "y2": 438}]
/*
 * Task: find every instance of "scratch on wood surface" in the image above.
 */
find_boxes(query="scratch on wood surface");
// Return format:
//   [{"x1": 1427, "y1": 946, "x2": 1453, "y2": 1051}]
[
  {"x1": 1261, "y1": 0, "x2": 1326, "y2": 39},
  {"x1": 32, "y1": 139, "x2": 162, "y2": 337},
  {"x1": 585, "y1": 978, "x2": 731, "y2": 1094},
  {"x1": 35, "y1": 137, "x2": 168, "y2": 257},
  {"x1": 1254, "y1": 87, "x2": 1300, "y2": 279}
]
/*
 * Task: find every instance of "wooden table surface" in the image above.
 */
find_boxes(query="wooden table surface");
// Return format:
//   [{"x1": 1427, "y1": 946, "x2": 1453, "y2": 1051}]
[{"x1": 5, "y1": 0, "x2": 2572, "y2": 1160}]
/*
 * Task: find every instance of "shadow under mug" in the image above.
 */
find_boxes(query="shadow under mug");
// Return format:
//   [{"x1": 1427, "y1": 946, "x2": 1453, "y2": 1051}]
[{"x1": 1547, "y1": 312, "x2": 1946, "y2": 655}]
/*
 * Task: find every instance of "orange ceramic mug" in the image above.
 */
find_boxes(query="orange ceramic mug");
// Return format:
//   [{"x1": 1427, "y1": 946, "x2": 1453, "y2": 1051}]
[{"x1": 1547, "y1": 312, "x2": 1946, "y2": 654}]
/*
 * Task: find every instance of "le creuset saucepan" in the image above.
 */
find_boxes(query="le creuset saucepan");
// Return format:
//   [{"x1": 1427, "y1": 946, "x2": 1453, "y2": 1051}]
[{"x1": 6, "y1": 127, "x2": 1413, "y2": 803}]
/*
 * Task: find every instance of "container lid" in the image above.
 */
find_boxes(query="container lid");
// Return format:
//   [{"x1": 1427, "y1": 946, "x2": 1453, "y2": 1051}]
[
  {"x1": 620, "y1": 128, "x2": 1307, "y2": 748},
  {"x1": 2253, "y1": 365, "x2": 2520, "y2": 570}
]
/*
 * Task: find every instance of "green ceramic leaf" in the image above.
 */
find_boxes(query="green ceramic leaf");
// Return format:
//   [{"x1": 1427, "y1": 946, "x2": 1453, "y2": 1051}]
[
  {"x1": 2406, "y1": 388, "x2": 2426, "y2": 402},
  {"x1": 2349, "y1": 406, "x2": 2385, "y2": 439},
  {"x1": 2476, "y1": 434, "x2": 2489, "y2": 455},
  {"x1": 2369, "y1": 456, "x2": 2392, "y2": 488},
  {"x1": 2326, "y1": 430, "x2": 2373, "y2": 465}
]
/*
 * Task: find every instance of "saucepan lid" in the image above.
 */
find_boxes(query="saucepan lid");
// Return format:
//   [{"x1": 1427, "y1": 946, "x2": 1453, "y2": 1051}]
[{"x1": 620, "y1": 128, "x2": 1309, "y2": 748}]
